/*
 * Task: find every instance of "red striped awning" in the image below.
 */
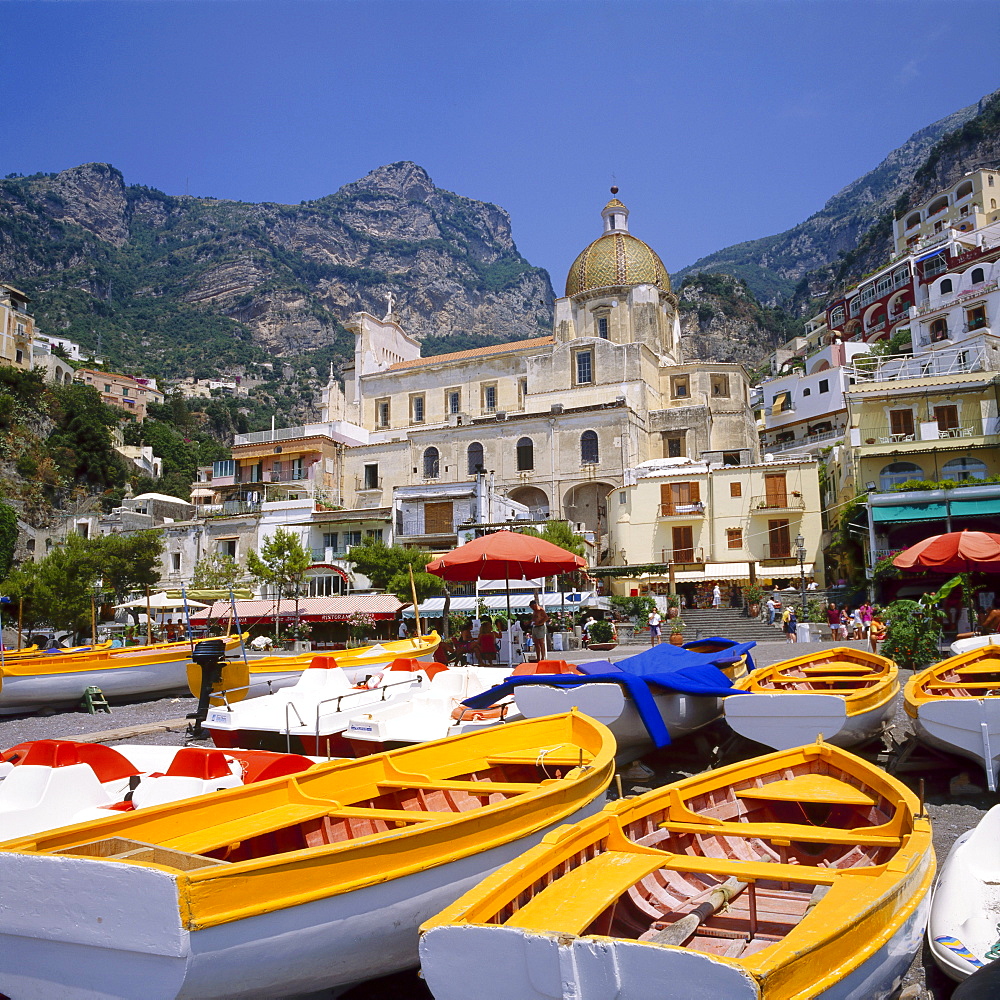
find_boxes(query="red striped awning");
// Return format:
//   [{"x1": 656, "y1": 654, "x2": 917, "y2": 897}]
[{"x1": 189, "y1": 595, "x2": 404, "y2": 624}]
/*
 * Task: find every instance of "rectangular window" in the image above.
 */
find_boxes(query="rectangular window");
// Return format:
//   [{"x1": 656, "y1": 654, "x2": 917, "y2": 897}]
[
  {"x1": 967, "y1": 305, "x2": 988, "y2": 331},
  {"x1": 664, "y1": 434, "x2": 685, "y2": 458},
  {"x1": 819, "y1": 379, "x2": 829, "y2": 394},
  {"x1": 344, "y1": 530, "x2": 362, "y2": 548},
  {"x1": 482, "y1": 384, "x2": 497, "y2": 413},
  {"x1": 934, "y1": 405, "x2": 959, "y2": 431},
  {"x1": 764, "y1": 473, "x2": 788, "y2": 508},
  {"x1": 447, "y1": 390, "x2": 460, "y2": 414},
  {"x1": 218, "y1": 539, "x2": 237, "y2": 558},
  {"x1": 730, "y1": 482, "x2": 742, "y2": 498},
  {"x1": 322, "y1": 531, "x2": 338, "y2": 551},
  {"x1": 618, "y1": 491, "x2": 627, "y2": 505},
  {"x1": 889, "y1": 409, "x2": 915, "y2": 437},
  {"x1": 671, "y1": 525, "x2": 694, "y2": 562},
  {"x1": 711, "y1": 374, "x2": 730, "y2": 398},
  {"x1": 424, "y1": 501, "x2": 454, "y2": 535},
  {"x1": 213, "y1": 459, "x2": 236, "y2": 478},
  {"x1": 122, "y1": 387, "x2": 130, "y2": 396},
  {"x1": 104, "y1": 384, "x2": 112, "y2": 393},
  {"x1": 768, "y1": 520, "x2": 791, "y2": 558},
  {"x1": 410, "y1": 394, "x2": 425, "y2": 424},
  {"x1": 671, "y1": 375, "x2": 689, "y2": 399},
  {"x1": 660, "y1": 481, "x2": 701, "y2": 514},
  {"x1": 517, "y1": 378, "x2": 527, "y2": 409},
  {"x1": 597, "y1": 316, "x2": 609, "y2": 339},
  {"x1": 363, "y1": 463, "x2": 379, "y2": 490},
  {"x1": 726, "y1": 528, "x2": 743, "y2": 549},
  {"x1": 376, "y1": 399, "x2": 390, "y2": 428},
  {"x1": 365, "y1": 528, "x2": 384, "y2": 541},
  {"x1": 575, "y1": 350, "x2": 593, "y2": 385},
  {"x1": 170, "y1": 552, "x2": 181, "y2": 572}
]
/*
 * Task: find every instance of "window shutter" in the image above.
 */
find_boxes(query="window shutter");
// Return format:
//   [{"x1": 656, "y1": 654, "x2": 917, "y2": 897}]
[{"x1": 689, "y1": 482, "x2": 700, "y2": 503}]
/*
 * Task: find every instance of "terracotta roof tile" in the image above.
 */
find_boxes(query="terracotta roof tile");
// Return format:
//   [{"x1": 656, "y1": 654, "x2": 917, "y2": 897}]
[{"x1": 384, "y1": 337, "x2": 555, "y2": 372}]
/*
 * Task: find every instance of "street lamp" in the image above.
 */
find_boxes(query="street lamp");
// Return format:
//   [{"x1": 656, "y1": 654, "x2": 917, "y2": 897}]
[{"x1": 795, "y1": 533, "x2": 807, "y2": 627}]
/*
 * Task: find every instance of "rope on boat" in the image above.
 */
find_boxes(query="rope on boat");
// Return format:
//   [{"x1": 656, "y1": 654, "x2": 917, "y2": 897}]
[
  {"x1": 985, "y1": 924, "x2": 1000, "y2": 962},
  {"x1": 535, "y1": 743, "x2": 573, "y2": 779}
]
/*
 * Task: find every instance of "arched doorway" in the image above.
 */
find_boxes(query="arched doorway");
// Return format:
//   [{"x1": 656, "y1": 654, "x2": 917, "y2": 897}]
[
  {"x1": 563, "y1": 481, "x2": 616, "y2": 553},
  {"x1": 508, "y1": 485, "x2": 549, "y2": 519}
]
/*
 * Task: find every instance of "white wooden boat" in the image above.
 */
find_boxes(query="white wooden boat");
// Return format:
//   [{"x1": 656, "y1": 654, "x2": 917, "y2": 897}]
[
  {"x1": 421, "y1": 741, "x2": 935, "y2": 1000},
  {"x1": 724, "y1": 647, "x2": 898, "y2": 751},
  {"x1": 928, "y1": 804, "x2": 1000, "y2": 981},
  {"x1": 0, "y1": 740, "x2": 315, "y2": 840},
  {"x1": 0, "y1": 712, "x2": 615, "y2": 999},
  {"x1": 950, "y1": 634, "x2": 1000, "y2": 656},
  {"x1": 510, "y1": 652, "x2": 751, "y2": 763},
  {"x1": 0, "y1": 634, "x2": 246, "y2": 715},
  {"x1": 344, "y1": 665, "x2": 518, "y2": 753},
  {"x1": 905, "y1": 647, "x2": 1000, "y2": 791},
  {"x1": 206, "y1": 657, "x2": 431, "y2": 756}
]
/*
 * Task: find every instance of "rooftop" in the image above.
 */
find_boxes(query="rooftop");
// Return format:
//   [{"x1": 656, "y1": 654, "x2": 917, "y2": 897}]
[{"x1": 384, "y1": 337, "x2": 555, "y2": 372}]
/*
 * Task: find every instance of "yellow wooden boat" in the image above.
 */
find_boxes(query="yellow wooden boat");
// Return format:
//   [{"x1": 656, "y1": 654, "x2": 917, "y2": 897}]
[
  {"x1": 421, "y1": 740, "x2": 934, "y2": 1000},
  {"x1": 0, "y1": 634, "x2": 246, "y2": 714},
  {"x1": 904, "y1": 646, "x2": 1000, "y2": 791},
  {"x1": 723, "y1": 646, "x2": 898, "y2": 750},
  {"x1": 0, "y1": 710, "x2": 614, "y2": 998}
]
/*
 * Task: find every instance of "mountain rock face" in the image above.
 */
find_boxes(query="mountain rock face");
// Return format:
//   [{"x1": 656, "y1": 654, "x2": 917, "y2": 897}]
[
  {"x1": 674, "y1": 91, "x2": 998, "y2": 304},
  {"x1": 0, "y1": 162, "x2": 553, "y2": 377}
]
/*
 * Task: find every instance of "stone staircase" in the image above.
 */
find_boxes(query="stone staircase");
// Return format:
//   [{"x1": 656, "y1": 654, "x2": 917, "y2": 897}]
[{"x1": 674, "y1": 608, "x2": 785, "y2": 644}]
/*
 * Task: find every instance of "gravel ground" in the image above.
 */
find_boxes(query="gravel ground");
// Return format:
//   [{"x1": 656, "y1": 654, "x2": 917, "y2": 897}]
[{"x1": 0, "y1": 638, "x2": 990, "y2": 999}]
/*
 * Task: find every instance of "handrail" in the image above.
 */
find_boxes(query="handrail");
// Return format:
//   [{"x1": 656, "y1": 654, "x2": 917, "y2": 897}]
[
  {"x1": 312, "y1": 675, "x2": 422, "y2": 759},
  {"x1": 284, "y1": 701, "x2": 307, "y2": 754}
]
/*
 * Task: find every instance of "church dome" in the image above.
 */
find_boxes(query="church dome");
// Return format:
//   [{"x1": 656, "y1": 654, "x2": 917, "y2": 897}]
[{"x1": 565, "y1": 192, "x2": 670, "y2": 297}]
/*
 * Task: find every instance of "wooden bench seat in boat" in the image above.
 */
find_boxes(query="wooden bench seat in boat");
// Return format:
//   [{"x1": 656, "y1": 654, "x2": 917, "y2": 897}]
[
  {"x1": 653, "y1": 819, "x2": 904, "y2": 848},
  {"x1": 484, "y1": 750, "x2": 595, "y2": 768},
  {"x1": 375, "y1": 779, "x2": 540, "y2": 795},
  {"x1": 735, "y1": 775, "x2": 877, "y2": 807},
  {"x1": 924, "y1": 680, "x2": 1000, "y2": 691},
  {"x1": 797, "y1": 664, "x2": 879, "y2": 675},
  {"x1": 504, "y1": 850, "x2": 665, "y2": 934}
]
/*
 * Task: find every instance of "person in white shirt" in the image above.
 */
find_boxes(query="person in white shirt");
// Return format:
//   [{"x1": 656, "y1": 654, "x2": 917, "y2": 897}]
[
  {"x1": 712, "y1": 584, "x2": 721, "y2": 608},
  {"x1": 765, "y1": 597, "x2": 777, "y2": 626},
  {"x1": 647, "y1": 609, "x2": 662, "y2": 646},
  {"x1": 397, "y1": 619, "x2": 409, "y2": 640}
]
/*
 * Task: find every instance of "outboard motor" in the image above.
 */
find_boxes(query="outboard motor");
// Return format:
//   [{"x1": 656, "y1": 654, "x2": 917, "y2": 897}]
[
  {"x1": 954, "y1": 958, "x2": 1000, "y2": 999},
  {"x1": 187, "y1": 639, "x2": 227, "y2": 739}
]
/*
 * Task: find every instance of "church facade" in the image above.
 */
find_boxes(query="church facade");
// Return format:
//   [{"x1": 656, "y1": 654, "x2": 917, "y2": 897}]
[{"x1": 321, "y1": 191, "x2": 761, "y2": 558}]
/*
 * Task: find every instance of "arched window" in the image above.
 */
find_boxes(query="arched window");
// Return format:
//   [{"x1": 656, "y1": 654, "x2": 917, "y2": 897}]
[
  {"x1": 879, "y1": 462, "x2": 924, "y2": 491},
  {"x1": 971, "y1": 268, "x2": 985, "y2": 285},
  {"x1": 905, "y1": 213, "x2": 921, "y2": 229},
  {"x1": 467, "y1": 442, "x2": 484, "y2": 475},
  {"x1": 942, "y1": 457, "x2": 988, "y2": 482},
  {"x1": 930, "y1": 317, "x2": 949, "y2": 342},
  {"x1": 939, "y1": 278, "x2": 953, "y2": 295},
  {"x1": 422, "y1": 447, "x2": 439, "y2": 479},
  {"x1": 581, "y1": 430, "x2": 599, "y2": 465},
  {"x1": 516, "y1": 437, "x2": 534, "y2": 471}
]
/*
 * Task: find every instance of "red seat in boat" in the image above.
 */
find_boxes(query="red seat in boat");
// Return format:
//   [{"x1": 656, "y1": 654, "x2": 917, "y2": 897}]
[
  {"x1": 514, "y1": 659, "x2": 577, "y2": 676},
  {"x1": 2, "y1": 740, "x2": 138, "y2": 782},
  {"x1": 307, "y1": 655, "x2": 341, "y2": 669},
  {"x1": 223, "y1": 750, "x2": 314, "y2": 784},
  {"x1": 165, "y1": 747, "x2": 232, "y2": 781}
]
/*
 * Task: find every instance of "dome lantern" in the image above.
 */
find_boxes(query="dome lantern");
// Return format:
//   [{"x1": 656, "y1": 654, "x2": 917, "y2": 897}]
[{"x1": 565, "y1": 189, "x2": 670, "y2": 298}]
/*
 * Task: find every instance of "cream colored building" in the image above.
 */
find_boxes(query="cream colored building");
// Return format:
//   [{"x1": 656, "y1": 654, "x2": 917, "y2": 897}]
[
  {"x1": 608, "y1": 456, "x2": 824, "y2": 595},
  {"x1": 894, "y1": 168, "x2": 1000, "y2": 254},
  {"x1": 0, "y1": 284, "x2": 35, "y2": 370},
  {"x1": 329, "y1": 192, "x2": 760, "y2": 556}
]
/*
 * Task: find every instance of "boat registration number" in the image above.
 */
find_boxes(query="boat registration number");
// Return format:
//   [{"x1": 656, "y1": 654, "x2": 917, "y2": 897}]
[
  {"x1": 349, "y1": 724, "x2": 374, "y2": 733},
  {"x1": 208, "y1": 711, "x2": 230, "y2": 725}
]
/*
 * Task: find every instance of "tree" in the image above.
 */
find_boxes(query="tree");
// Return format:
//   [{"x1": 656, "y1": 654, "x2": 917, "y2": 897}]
[
  {"x1": 94, "y1": 531, "x2": 164, "y2": 601},
  {"x1": 346, "y1": 539, "x2": 444, "y2": 603},
  {"x1": 519, "y1": 520, "x2": 587, "y2": 558},
  {"x1": 12, "y1": 534, "x2": 100, "y2": 637},
  {"x1": 0, "y1": 501, "x2": 17, "y2": 581},
  {"x1": 192, "y1": 552, "x2": 248, "y2": 591},
  {"x1": 246, "y1": 528, "x2": 312, "y2": 635}
]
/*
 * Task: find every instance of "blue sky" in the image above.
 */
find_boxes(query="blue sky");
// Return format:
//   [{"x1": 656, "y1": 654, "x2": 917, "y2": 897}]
[{"x1": 4, "y1": 1, "x2": 999, "y2": 291}]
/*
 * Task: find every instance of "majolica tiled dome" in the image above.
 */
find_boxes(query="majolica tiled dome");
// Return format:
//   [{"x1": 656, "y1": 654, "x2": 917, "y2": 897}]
[{"x1": 565, "y1": 199, "x2": 670, "y2": 297}]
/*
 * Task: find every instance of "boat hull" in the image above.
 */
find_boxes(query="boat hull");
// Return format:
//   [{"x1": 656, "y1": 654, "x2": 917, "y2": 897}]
[
  {"x1": 0, "y1": 796, "x2": 605, "y2": 999},
  {"x1": 513, "y1": 682, "x2": 721, "y2": 762},
  {"x1": 724, "y1": 692, "x2": 895, "y2": 751},
  {"x1": 421, "y1": 887, "x2": 929, "y2": 1000},
  {"x1": 914, "y1": 699, "x2": 1000, "y2": 791}
]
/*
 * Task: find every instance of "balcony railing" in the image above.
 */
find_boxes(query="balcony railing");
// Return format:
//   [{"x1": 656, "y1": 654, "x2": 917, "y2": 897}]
[
  {"x1": 658, "y1": 502, "x2": 705, "y2": 517},
  {"x1": 356, "y1": 476, "x2": 383, "y2": 491},
  {"x1": 750, "y1": 495, "x2": 806, "y2": 512},
  {"x1": 310, "y1": 547, "x2": 349, "y2": 562},
  {"x1": 858, "y1": 421, "x2": 983, "y2": 444},
  {"x1": 765, "y1": 429, "x2": 841, "y2": 453},
  {"x1": 269, "y1": 469, "x2": 309, "y2": 483},
  {"x1": 847, "y1": 343, "x2": 991, "y2": 382},
  {"x1": 199, "y1": 500, "x2": 261, "y2": 518},
  {"x1": 761, "y1": 543, "x2": 798, "y2": 562},
  {"x1": 659, "y1": 547, "x2": 705, "y2": 565}
]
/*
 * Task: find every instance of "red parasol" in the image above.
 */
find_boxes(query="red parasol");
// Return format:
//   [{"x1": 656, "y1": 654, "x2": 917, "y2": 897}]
[
  {"x1": 426, "y1": 529, "x2": 586, "y2": 582},
  {"x1": 892, "y1": 530, "x2": 1000, "y2": 573}
]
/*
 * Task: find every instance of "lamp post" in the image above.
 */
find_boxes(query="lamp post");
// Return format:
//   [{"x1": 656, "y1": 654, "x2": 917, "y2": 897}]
[{"x1": 795, "y1": 533, "x2": 807, "y2": 630}]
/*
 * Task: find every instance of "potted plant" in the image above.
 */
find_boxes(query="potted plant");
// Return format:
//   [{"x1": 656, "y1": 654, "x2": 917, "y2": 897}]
[
  {"x1": 744, "y1": 584, "x2": 764, "y2": 618},
  {"x1": 587, "y1": 619, "x2": 618, "y2": 652},
  {"x1": 281, "y1": 620, "x2": 313, "y2": 652},
  {"x1": 666, "y1": 594, "x2": 681, "y2": 619},
  {"x1": 668, "y1": 618, "x2": 685, "y2": 645},
  {"x1": 346, "y1": 610, "x2": 377, "y2": 648}
]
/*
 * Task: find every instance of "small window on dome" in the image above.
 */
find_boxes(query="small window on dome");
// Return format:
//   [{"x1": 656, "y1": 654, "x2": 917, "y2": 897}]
[{"x1": 609, "y1": 215, "x2": 616, "y2": 230}]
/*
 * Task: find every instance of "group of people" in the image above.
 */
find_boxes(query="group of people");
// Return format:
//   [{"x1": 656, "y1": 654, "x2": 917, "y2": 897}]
[
  {"x1": 823, "y1": 602, "x2": 885, "y2": 652},
  {"x1": 436, "y1": 599, "x2": 551, "y2": 666}
]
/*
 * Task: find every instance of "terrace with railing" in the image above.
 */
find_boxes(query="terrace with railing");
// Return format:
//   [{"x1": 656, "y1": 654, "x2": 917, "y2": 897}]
[
  {"x1": 847, "y1": 343, "x2": 996, "y2": 382},
  {"x1": 749, "y1": 495, "x2": 806, "y2": 512},
  {"x1": 658, "y1": 547, "x2": 705, "y2": 565}
]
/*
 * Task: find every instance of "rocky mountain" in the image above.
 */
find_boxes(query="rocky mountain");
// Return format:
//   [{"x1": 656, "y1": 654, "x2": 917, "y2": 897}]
[
  {"x1": 0, "y1": 162, "x2": 553, "y2": 378},
  {"x1": 674, "y1": 90, "x2": 998, "y2": 304}
]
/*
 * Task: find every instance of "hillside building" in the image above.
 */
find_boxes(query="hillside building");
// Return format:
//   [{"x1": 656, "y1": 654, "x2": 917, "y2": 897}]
[
  {"x1": 894, "y1": 168, "x2": 1000, "y2": 254},
  {"x1": 0, "y1": 284, "x2": 35, "y2": 370},
  {"x1": 74, "y1": 369, "x2": 165, "y2": 421}
]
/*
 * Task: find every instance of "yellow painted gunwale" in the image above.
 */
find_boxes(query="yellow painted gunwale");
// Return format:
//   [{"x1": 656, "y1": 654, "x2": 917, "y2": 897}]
[
  {"x1": 422, "y1": 742, "x2": 934, "y2": 1000},
  {"x1": 0, "y1": 634, "x2": 246, "y2": 678},
  {"x1": 734, "y1": 647, "x2": 898, "y2": 718},
  {"x1": 904, "y1": 647, "x2": 1000, "y2": 718},
  {"x1": 245, "y1": 632, "x2": 441, "y2": 678},
  {"x1": 0, "y1": 711, "x2": 615, "y2": 932}
]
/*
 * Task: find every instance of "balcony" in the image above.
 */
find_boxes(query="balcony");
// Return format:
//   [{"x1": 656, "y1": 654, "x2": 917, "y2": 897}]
[
  {"x1": 658, "y1": 547, "x2": 705, "y2": 566},
  {"x1": 858, "y1": 421, "x2": 984, "y2": 445},
  {"x1": 765, "y1": 429, "x2": 842, "y2": 453},
  {"x1": 658, "y1": 501, "x2": 705, "y2": 518},
  {"x1": 760, "y1": 543, "x2": 798, "y2": 565},
  {"x1": 310, "y1": 547, "x2": 349, "y2": 563},
  {"x1": 356, "y1": 476, "x2": 383, "y2": 492},
  {"x1": 750, "y1": 495, "x2": 806, "y2": 513},
  {"x1": 269, "y1": 469, "x2": 309, "y2": 483},
  {"x1": 847, "y1": 343, "x2": 992, "y2": 382}
]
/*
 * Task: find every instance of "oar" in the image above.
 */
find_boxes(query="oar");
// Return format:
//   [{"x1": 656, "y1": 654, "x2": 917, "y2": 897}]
[{"x1": 649, "y1": 877, "x2": 747, "y2": 947}]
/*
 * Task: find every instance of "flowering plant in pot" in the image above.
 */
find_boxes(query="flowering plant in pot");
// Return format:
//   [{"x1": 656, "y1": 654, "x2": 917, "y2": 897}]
[
  {"x1": 668, "y1": 618, "x2": 685, "y2": 645},
  {"x1": 346, "y1": 611, "x2": 377, "y2": 645}
]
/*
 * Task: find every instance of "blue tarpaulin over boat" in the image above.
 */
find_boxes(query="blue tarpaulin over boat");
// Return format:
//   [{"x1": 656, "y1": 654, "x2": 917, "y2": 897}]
[{"x1": 463, "y1": 639, "x2": 756, "y2": 748}]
